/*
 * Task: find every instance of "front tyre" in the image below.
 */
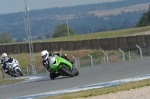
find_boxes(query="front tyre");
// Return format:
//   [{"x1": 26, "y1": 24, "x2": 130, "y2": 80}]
[
  {"x1": 59, "y1": 65, "x2": 74, "y2": 77},
  {"x1": 72, "y1": 67, "x2": 79, "y2": 76},
  {"x1": 16, "y1": 69, "x2": 23, "y2": 76}
]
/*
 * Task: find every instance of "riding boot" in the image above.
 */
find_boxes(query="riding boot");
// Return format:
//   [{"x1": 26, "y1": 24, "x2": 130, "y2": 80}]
[
  {"x1": 45, "y1": 65, "x2": 50, "y2": 72},
  {"x1": 50, "y1": 72, "x2": 61, "y2": 79}
]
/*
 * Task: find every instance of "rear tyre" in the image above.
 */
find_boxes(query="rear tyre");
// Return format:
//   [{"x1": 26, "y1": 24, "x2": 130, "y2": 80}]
[{"x1": 59, "y1": 65, "x2": 74, "y2": 77}]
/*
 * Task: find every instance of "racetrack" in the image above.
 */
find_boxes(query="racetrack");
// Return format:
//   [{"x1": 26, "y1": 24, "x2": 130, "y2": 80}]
[{"x1": 1, "y1": 57, "x2": 150, "y2": 99}]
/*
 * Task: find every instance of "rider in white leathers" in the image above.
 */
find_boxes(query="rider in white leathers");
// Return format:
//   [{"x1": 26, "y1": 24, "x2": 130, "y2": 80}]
[{"x1": 0, "y1": 53, "x2": 17, "y2": 76}]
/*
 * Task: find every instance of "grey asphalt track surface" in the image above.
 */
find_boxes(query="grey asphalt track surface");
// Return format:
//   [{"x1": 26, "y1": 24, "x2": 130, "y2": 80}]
[{"x1": 1, "y1": 57, "x2": 150, "y2": 99}]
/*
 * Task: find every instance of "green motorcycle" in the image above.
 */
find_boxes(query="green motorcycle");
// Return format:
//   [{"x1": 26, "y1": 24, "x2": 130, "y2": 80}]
[{"x1": 49, "y1": 55, "x2": 79, "y2": 77}]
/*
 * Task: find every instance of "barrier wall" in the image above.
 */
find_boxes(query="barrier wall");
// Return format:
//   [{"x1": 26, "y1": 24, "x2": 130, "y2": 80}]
[{"x1": 0, "y1": 35, "x2": 150, "y2": 54}]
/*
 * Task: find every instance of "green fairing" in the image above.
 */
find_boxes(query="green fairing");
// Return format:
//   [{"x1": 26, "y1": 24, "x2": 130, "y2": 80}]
[{"x1": 49, "y1": 55, "x2": 72, "y2": 71}]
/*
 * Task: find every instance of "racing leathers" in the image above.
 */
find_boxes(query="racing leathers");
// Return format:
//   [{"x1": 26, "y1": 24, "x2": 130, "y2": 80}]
[
  {"x1": 1, "y1": 57, "x2": 14, "y2": 76},
  {"x1": 42, "y1": 52, "x2": 73, "y2": 79}
]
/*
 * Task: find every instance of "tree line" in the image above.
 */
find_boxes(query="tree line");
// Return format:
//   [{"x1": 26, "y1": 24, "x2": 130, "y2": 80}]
[
  {"x1": 0, "y1": 32, "x2": 13, "y2": 44},
  {"x1": 0, "y1": 0, "x2": 150, "y2": 42},
  {"x1": 136, "y1": 5, "x2": 150, "y2": 27}
]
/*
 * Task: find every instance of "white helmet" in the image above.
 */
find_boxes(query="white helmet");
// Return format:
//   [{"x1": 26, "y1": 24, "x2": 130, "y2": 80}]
[
  {"x1": 49, "y1": 56, "x2": 56, "y2": 64},
  {"x1": 41, "y1": 50, "x2": 49, "y2": 60},
  {"x1": 2, "y1": 53, "x2": 9, "y2": 62}
]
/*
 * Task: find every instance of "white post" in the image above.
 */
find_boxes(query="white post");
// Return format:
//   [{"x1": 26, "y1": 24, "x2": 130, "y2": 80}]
[
  {"x1": 118, "y1": 48, "x2": 125, "y2": 61},
  {"x1": 136, "y1": 44, "x2": 143, "y2": 59},
  {"x1": 102, "y1": 50, "x2": 109, "y2": 64},
  {"x1": 77, "y1": 58, "x2": 80, "y2": 68},
  {"x1": 29, "y1": 63, "x2": 36, "y2": 74},
  {"x1": 103, "y1": 54, "x2": 106, "y2": 64},
  {"x1": 0, "y1": 71, "x2": 2, "y2": 79},
  {"x1": 129, "y1": 51, "x2": 131, "y2": 60},
  {"x1": 101, "y1": 60, "x2": 103, "y2": 64},
  {"x1": 71, "y1": 55, "x2": 78, "y2": 68},
  {"x1": 26, "y1": 66, "x2": 29, "y2": 76},
  {"x1": 66, "y1": 20, "x2": 70, "y2": 36},
  {"x1": 87, "y1": 53, "x2": 93, "y2": 66}
]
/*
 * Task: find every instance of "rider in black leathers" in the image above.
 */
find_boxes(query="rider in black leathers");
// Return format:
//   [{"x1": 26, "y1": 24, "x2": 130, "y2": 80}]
[{"x1": 41, "y1": 50, "x2": 73, "y2": 79}]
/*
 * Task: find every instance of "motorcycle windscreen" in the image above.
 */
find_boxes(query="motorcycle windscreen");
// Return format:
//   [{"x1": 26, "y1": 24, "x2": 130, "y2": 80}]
[{"x1": 50, "y1": 55, "x2": 72, "y2": 70}]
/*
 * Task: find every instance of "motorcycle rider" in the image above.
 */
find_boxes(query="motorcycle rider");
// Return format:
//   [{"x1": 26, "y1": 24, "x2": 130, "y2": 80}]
[
  {"x1": 40, "y1": 50, "x2": 74, "y2": 79},
  {"x1": 0, "y1": 53, "x2": 16, "y2": 76}
]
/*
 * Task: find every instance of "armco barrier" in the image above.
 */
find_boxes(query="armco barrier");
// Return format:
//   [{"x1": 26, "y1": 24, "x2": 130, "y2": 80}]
[
  {"x1": 127, "y1": 36, "x2": 137, "y2": 50},
  {"x1": 136, "y1": 35, "x2": 146, "y2": 47},
  {"x1": 66, "y1": 41, "x2": 75, "y2": 50},
  {"x1": 109, "y1": 37, "x2": 118, "y2": 50},
  {"x1": 100, "y1": 38, "x2": 111, "y2": 50},
  {"x1": 0, "y1": 45, "x2": 6, "y2": 54},
  {"x1": 74, "y1": 41, "x2": 83, "y2": 50},
  {"x1": 91, "y1": 39, "x2": 101, "y2": 49},
  {"x1": 118, "y1": 36, "x2": 128, "y2": 51},
  {"x1": 145, "y1": 35, "x2": 150, "y2": 46},
  {"x1": 20, "y1": 43, "x2": 29, "y2": 53},
  {"x1": 0, "y1": 34, "x2": 150, "y2": 54}
]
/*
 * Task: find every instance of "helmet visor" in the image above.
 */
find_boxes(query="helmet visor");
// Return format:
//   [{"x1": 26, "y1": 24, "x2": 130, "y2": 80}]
[
  {"x1": 3, "y1": 56, "x2": 8, "y2": 61},
  {"x1": 42, "y1": 54, "x2": 47, "y2": 59}
]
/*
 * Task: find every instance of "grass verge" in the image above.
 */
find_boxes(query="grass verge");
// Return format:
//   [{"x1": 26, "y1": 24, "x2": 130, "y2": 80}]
[
  {"x1": 37, "y1": 78, "x2": 150, "y2": 99},
  {"x1": 6, "y1": 26, "x2": 150, "y2": 44},
  {"x1": 0, "y1": 78, "x2": 26, "y2": 86},
  {"x1": 35, "y1": 26, "x2": 150, "y2": 43}
]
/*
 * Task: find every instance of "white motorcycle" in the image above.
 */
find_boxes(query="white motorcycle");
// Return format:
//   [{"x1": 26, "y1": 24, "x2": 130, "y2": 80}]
[{"x1": 7, "y1": 59, "x2": 23, "y2": 77}]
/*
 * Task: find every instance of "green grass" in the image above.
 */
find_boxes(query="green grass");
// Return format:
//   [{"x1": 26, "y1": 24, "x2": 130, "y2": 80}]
[
  {"x1": 36, "y1": 78, "x2": 150, "y2": 99},
  {"x1": 0, "y1": 49, "x2": 143, "y2": 77},
  {"x1": 34, "y1": 26, "x2": 150, "y2": 43},
  {"x1": 4, "y1": 26, "x2": 150, "y2": 45},
  {"x1": 0, "y1": 78, "x2": 26, "y2": 85}
]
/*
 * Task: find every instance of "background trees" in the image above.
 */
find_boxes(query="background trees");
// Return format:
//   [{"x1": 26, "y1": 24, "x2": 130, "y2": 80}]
[
  {"x1": 52, "y1": 24, "x2": 76, "y2": 38},
  {"x1": 0, "y1": 32, "x2": 13, "y2": 44},
  {"x1": 136, "y1": 5, "x2": 150, "y2": 27}
]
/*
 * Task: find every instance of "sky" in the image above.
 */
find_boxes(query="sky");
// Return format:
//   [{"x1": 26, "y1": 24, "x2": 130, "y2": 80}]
[{"x1": 0, "y1": 0, "x2": 119, "y2": 14}]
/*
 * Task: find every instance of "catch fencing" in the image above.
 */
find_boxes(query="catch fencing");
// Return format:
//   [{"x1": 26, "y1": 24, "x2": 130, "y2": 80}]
[{"x1": 21, "y1": 46, "x2": 150, "y2": 76}]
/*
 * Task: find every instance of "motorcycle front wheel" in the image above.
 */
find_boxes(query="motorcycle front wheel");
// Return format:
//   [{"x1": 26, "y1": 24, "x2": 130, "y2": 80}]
[
  {"x1": 72, "y1": 67, "x2": 79, "y2": 76},
  {"x1": 16, "y1": 69, "x2": 23, "y2": 76},
  {"x1": 59, "y1": 65, "x2": 74, "y2": 77}
]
